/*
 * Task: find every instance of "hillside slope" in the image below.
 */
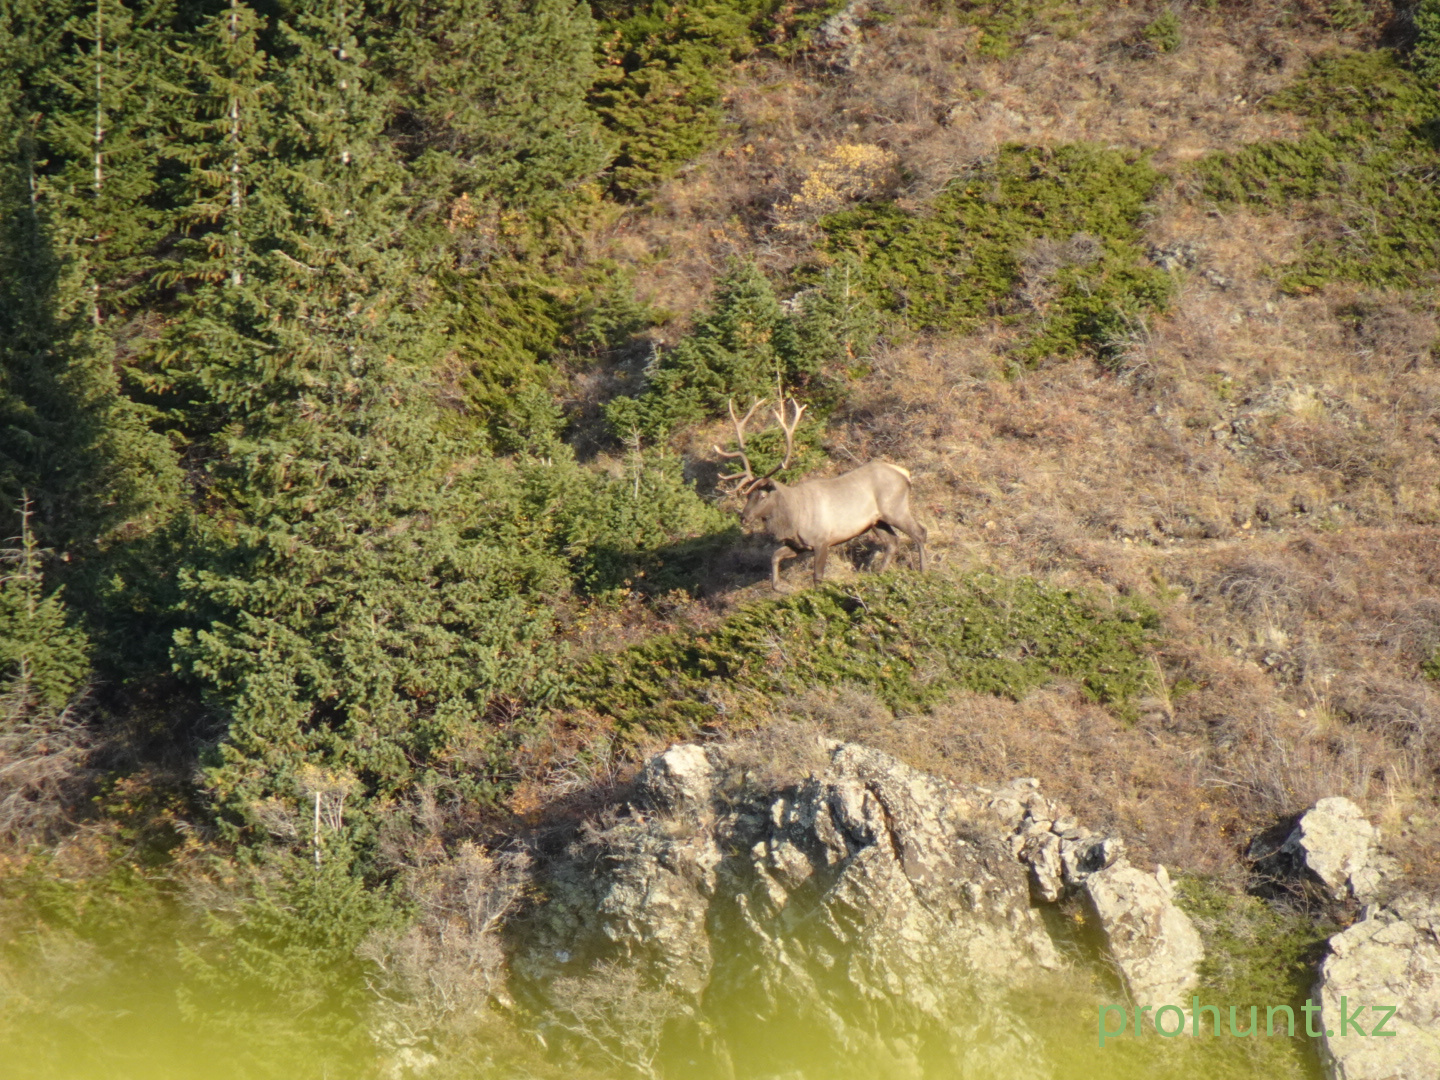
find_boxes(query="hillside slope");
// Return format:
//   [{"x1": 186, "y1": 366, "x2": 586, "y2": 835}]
[{"x1": 2, "y1": 1, "x2": 1438, "y2": 1078}]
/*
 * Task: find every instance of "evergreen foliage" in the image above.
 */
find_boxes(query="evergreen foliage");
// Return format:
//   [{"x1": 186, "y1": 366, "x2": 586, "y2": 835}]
[
  {"x1": 951, "y1": 0, "x2": 1099, "y2": 60},
  {"x1": 589, "y1": 0, "x2": 757, "y2": 195},
  {"x1": 0, "y1": 0, "x2": 181, "y2": 554},
  {"x1": 178, "y1": 855, "x2": 405, "y2": 1069},
  {"x1": 378, "y1": 0, "x2": 613, "y2": 209},
  {"x1": 605, "y1": 258, "x2": 877, "y2": 439},
  {"x1": 1416, "y1": 0, "x2": 1440, "y2": 83},
  {"x1": 587, "y1": 0, "x2": 855, "y2": 196},
  {"x1": 562, "y1": 572, "x2": 1158, "y2": 738},
  {"x1": 820, "y1": 143, "x2": 1173, "y2": 365},
  {"x1": 1198, "y1": 50, "x2": 1440, "y2": 291},
  {"x1": 0, "y1": 503, "x2": 90, "y2": 712}
]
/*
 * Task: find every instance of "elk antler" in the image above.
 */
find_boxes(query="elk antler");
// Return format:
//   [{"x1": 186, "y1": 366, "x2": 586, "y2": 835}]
[
  {"x1": 714, "y1": 397, "x2": 768, "y2": 493},
  {"x1": 760, "y1": 395, "x2": 808, "y2": 480}
]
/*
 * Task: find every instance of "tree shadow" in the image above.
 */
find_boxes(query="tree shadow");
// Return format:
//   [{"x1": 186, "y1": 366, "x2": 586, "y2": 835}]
[{"x1": 579, "y1": 527, "x2": 753, "y2": 599}]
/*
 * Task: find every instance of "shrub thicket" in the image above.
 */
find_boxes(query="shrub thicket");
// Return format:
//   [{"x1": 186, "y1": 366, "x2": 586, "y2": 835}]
[
  {"x1": 562, "y1": 572, "x2": 1159, "y2": 737},
  {"x1": 820, "y1": 143, "x2": 1174, "y2": 365},
  {"x1": 1199, "y1": 50, "x2": 1440, "y2": 291},
  {"x1": 1415, "y1": 0, "x2": 1440, "y2": 83},
  {"x1": 589, "y1": 0, "x2": 849, "y2": 196}
]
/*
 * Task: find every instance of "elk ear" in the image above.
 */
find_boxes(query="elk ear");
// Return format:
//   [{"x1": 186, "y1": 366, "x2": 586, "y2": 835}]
[{"x1": 749, "y1": 479, "x2": 777, "y2": 495}]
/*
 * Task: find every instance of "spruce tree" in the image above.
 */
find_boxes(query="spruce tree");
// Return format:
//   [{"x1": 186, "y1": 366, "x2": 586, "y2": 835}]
[
  {"x1": 156, "y1": 0, "x2": 563, "y2": 839},
  {"x1": 1417, "y1": 0, "x2": 1440, "y2": 84},
  {"x1": 376, "y1": 0, "x2": 612, "y2": 211},
  {"x1": 0, "y1": 500, "x2": 90, "y2": 711},
  {"x1": 0, "y1": 0, "x2": 181, "y2": 557}
]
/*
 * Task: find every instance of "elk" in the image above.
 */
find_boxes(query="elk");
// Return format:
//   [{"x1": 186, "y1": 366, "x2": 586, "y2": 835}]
[{"x1": 716, "y1": 395, "x2": 927, "y2": 589}]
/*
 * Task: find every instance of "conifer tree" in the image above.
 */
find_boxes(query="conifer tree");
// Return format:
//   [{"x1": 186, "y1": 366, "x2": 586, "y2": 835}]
[
  {"x1": 377, "y1": 0, "x2": 612, "y2": 211},
  {"x1": 0, "y1": 499, "x2": 90, "y2": 711},
  {"x1": 154, "y1": 0, "x2": 563, "y2": 838},
  {"x1": 26, "y1": 0, "x2": 177, "y2": 316},
  {"x1": 159, "y1": 0, "x2": 268, "y2": 292},
  {"x1": 1416, "y1": 0, "x2": 1440, "y2": 84},
  {"x1": 0, "y1": 0, "x2": 181, "y2": 556}
]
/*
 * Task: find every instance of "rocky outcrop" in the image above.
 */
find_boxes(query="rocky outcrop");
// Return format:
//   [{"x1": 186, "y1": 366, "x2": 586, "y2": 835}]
[
  {"x1": 1081, "y1": 861, "x2": 1204, "y2": 1011},
  {"x1": 1252, "y1": 796, "x2": 1394, "y2": 903},
  {"x1": 1315, "y1": 894, "x2": 1440, "y2": 1080},
  {"x1": 514, "y1": 740, "x2": 1060, "y2": 1078},
  {"x1": 511, "y1": 738, "x2": 1206, "y2": 1077}
]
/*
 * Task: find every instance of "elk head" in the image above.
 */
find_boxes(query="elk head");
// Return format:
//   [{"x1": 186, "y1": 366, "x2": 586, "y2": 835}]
[{"x1": 714, "y1": 393, "x2": 808, "y2": 532}]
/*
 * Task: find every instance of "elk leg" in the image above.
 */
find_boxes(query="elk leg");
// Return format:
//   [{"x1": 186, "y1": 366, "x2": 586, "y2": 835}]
[
  {"x1": 771, "y1": 544, "x2": 800, "y2": 589},
  {"x1": 884, "y1": 512, "x2": 929, "y2": 572},
  {"x1": 871, "y1": 522, "x2": 899, "y2": 572},
  {"x1": 811, "y1": 542, "x2": 830, "y2": 586}
]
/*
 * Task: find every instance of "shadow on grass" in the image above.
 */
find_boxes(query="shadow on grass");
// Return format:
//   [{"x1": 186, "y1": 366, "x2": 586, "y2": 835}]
[{"x1": 579, "y1": 526, "x2": 750, "y2": 598}]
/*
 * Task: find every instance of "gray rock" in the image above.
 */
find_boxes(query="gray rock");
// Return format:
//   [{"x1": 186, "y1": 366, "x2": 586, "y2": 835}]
[
  {"x1": 1060, "y1": 834, "x2": 1124, "y2": 890},
  {"x1": 1315, "y1": 895, "x2": 1440, "y2": 1080},
  {"x1": 1297, "y1": 798, "x2": 1380, "y2": 900},
  {"x1": 1082, "y1": 862, "x2": 1204, "y2": 1010},
  {"x1": 1254, "y1": 796, "x2": 1391, "y2": 902},
  {"x1": 512, "y1": 741, "x2": 1061, "y2": 1078},
  {"x1": 1022, "y1": 831, "x2": 1064, "y2": 903},
  {"x1": 512, "y1": 742, "x2": 1204, "y2": 1074}
]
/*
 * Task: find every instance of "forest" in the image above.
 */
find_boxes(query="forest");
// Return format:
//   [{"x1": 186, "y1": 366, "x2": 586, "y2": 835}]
[{"x1": 3, "y1": 0, "x2": 1440, "y2": 1077}]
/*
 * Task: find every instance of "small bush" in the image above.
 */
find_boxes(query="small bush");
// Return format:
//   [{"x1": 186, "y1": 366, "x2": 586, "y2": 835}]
[
  {"x1": 1172, "y1": 873, "x2": 1335, "y2": 1074},
  {"x1": 1142, "y1": 11, "x2": 1181, "y2": 55},
  {"x1": 178, "y1": 855, "x2": 407, "y2": 1072},
  {"x1": 952, "y1": 0, "x2": 1101, "y2": 60},
  {"x1": 0, "y1": 508, "x2": 93, "y2": 842},
  {"x1": 819, "y1": 143, "x2": 1173, "y2": 365},
  {"x1": 560, "y1": 571, "x2": 1159, "y2": 737}
]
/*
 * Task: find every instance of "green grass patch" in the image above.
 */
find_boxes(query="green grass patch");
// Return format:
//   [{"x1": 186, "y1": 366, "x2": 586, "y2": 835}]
[
  {"x1": 819, "y1": 143, "x2": 1174, "y2": 366},
  {"x1": 561, "y1": 571, "x2": 1159, "y2": 737},
  {"x1": 950, "y1": 0, "x2": 1101, "y2": 59},
  {"x1": 1171, "y1": 874, "x2": 1335, "y2": 1073},
  {"x1": 1198, "y1": 49, "x2": 1440, "y2": 292}
]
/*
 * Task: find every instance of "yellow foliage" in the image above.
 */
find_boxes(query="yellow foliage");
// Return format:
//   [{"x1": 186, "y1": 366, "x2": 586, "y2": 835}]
[{"x1": 776, "y1": 142, "x2": 898, "y2": 229}]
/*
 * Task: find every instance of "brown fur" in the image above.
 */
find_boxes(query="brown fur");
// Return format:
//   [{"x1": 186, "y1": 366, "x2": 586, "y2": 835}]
[{"x1": 741, "y1": 461, "x2": 928, "y2": 588}]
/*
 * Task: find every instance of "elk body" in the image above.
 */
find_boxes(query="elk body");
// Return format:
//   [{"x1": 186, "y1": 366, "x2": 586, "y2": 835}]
[{"x1": 717, "y1": 397, "x2": 927, "y2": 589}]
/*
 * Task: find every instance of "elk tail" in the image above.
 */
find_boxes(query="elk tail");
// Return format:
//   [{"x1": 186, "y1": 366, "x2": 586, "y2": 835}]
[{"x1": 887, "y1": 463, "x2": 912, "y2": 481}]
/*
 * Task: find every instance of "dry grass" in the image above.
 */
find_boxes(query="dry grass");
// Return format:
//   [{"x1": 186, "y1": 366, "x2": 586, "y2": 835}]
[
  {"x1": 599, "y1": 0, "x2": 1348, "y2": 325},
  {"x1": 551, "y1": 0, "x2": 1440, "y2": 897}
]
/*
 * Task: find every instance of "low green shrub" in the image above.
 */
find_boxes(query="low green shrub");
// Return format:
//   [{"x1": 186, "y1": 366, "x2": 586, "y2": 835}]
[
  {"x1": 1416, "y1": 0, "x2": 1440, "y2": 82},
  {"x1": 1142, "y1": 11, "x2": 1182, "y2": 54},
  {"x1": 445, "y1": 262, "x2": 661, "y2": 453},
  {"x1": 950, "y1": 1, "x2": 1101, "y2": 60},
  {"x1": 1198, "y1": 50, "x2": 1440, "y2": 291},
  {"x1": 1171, "y1": 874, "x2": 1335, "y2": 1072},
  {"x1": 178, "y1": 855, "x2": 406, "y2": 1073},
  {"x1": 561, "y1": 571, "x2": 1159, "y2": 737},
  {"x1": 819, "y1": 143, "x2": 1173, "y2": 365},
  {"x1": 0, "y1": 509, "x2": 90, "y2": 712}
]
